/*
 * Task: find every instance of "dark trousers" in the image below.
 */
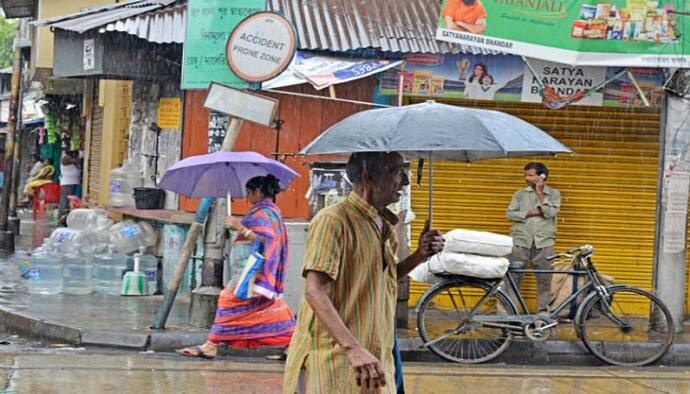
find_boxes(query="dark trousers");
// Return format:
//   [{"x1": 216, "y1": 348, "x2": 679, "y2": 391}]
[
  {"x1": 393, "y1": 330, "x2": 405, "y2": 393},
  {"x1": 58, "y1": 184, "x2": 77, "y2": 219},
  {"x1": 505, "y1": 245, "x2": 554, "y2": 313}
]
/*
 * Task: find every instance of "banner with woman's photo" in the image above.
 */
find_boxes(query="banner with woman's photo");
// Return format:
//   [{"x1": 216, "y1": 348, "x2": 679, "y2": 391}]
[
  {"x1": 435, "y1": 0, "x2": 690, "y2": 67},
  {"x1": 377, "y1": 53, "x2": 664, "y2": 107}
]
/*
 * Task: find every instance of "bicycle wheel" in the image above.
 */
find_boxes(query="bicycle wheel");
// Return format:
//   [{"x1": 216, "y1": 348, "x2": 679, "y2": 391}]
[
  {"x1": 417, "y1": 278, "x2": 517, "y2": 363},
  {"x1": 577, "y1": 286, "x2": 674, "y2": 366}
]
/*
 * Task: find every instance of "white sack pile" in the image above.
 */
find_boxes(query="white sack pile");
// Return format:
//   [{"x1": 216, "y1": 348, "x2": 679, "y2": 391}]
[{"x1": 409, "y1": 229, "x2": 512, "y2": 283}]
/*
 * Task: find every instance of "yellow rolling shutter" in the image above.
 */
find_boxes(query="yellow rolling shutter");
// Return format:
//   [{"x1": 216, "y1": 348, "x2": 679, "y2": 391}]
[{"x1": 408, "y1": 98, "x2": 661, "y2": 313}]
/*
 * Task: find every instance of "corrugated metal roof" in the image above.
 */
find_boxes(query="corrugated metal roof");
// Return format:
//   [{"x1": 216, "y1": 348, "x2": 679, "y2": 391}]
[
  {"x1": 266, "y1": 0, "x2": 497, "y2": 55},
  {"x1": 34, "y1": 0, "x2": 494, "y2": 55},
  {"x1": 31, "y1": 0, "x2": 177, "y2": 34},
  {"x1": 99, "y1": 4, "x2": 186, "y2": 44}
]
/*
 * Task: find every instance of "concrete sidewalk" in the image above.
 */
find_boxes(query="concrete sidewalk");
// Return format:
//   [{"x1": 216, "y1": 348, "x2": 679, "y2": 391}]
[
  {"x1": 2, "y1": 289, "x2": 690, "y2": 366},
  {"x1": 1, "y1": 214, "x2": 690, "y2": 365}
]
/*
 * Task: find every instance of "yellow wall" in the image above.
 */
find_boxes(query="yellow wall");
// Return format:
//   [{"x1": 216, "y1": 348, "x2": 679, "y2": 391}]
[
  {"x1": 97, "y1": 80, "x2": 132, "y2": 206},
  {"x1": 35, "y1": 0, "x2": 114, "y2": 69}
]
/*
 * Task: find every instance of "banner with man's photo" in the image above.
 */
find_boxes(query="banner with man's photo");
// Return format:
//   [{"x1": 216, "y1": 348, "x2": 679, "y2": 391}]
[
  {"x1": 435, "y1": 0, "x2": 690, "y2": 67},
  {"x1": 377, "y1": 53, "x2": 664, "y2": 107}
]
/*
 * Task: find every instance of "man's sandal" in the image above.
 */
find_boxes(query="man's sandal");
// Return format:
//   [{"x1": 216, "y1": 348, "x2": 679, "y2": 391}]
[
  {"x1": 176, "y1": 346, "x2": 215, "y2": 360},
  {"x1": 265, "y1": 351, "x2": 288, "y2": 361}
]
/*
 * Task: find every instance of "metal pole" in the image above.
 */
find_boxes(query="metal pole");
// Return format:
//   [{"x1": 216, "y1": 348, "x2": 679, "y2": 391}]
[{"x1": 0, "y1": 48, "x2": 22, "y2": 251}]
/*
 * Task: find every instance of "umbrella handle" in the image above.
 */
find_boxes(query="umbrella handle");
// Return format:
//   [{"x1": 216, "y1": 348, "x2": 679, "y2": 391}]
[{"x1": 428, "y1": 153, "x2": 433, "y2": 230}]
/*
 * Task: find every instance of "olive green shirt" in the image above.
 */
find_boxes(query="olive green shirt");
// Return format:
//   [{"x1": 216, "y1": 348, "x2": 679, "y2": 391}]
[{"x1": 506, "y1": 185, "x2": 561, "y2": 249}]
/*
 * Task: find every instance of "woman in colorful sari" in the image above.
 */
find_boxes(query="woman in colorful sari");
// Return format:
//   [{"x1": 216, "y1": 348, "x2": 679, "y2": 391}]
[{"x1": 177, "y1": 175, "x2": 295, "y2": 359}]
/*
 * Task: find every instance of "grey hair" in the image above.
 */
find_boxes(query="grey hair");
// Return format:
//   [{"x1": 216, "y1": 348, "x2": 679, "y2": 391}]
[{"x1": 346, "y1": 152, "x2": 398, "y2": 186}]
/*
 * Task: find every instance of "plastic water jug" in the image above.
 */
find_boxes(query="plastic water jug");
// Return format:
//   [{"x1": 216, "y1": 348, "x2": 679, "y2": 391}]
[
  {"x1": 62, "y1": 245, "x2": 93, "y2": 295},
  {"x1": 109, "y1": 221, "x2": 157, "y2": 254},
  {"x1": 109, "y1": 162, "x2": 142, "y2": 207},
  {"x1": 92, "y1": 245, "x2": 127, "y2": 295},
  {"x1": 50, "y1": 228, "x2": 81, "y2": 251},
  {"x1": 137, "y1": 222, "x2": 157, "y2": 248},
  {"x1": 27, "y1": 241, "x2": 63, "y2": 295},
  {"x1": 66, "y1": 209, "x2": 113, "y2": 231},
  {"x1": 129, "y1": 252, "x2": 158, "y2": 295}
]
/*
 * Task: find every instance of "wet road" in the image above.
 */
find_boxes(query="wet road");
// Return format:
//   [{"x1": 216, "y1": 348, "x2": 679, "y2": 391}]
[{"x1": 0, "y1": 347, "x2": 688, "y2": 393}]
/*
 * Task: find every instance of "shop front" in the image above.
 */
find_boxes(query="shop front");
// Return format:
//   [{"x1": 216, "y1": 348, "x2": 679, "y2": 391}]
[
  {"x1": 407, "y1": 99, "x2": 661, "y2": 311},
  {"x1": 368, "y1": 47, "x2": 668, "y2": 312}
]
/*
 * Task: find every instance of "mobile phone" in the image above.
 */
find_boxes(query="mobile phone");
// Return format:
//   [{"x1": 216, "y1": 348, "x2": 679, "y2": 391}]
[{"x1": 538, "y1": 173, "x2": 546, "y2": 180}]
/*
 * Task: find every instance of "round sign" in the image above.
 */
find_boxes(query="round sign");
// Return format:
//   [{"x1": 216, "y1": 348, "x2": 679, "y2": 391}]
[{"x1": 226, "y1": 12, "x2": 297, "y2": 83}]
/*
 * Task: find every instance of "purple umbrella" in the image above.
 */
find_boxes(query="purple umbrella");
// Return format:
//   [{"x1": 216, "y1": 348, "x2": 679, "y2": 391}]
[{"x1": 158, "y1": 151, "x2": 299, "y2": 199}]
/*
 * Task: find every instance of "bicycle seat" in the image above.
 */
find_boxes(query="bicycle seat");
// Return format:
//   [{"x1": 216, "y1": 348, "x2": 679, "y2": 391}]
[{"x1": 508, "y1": 260, "x2": 525, "y2": 269}]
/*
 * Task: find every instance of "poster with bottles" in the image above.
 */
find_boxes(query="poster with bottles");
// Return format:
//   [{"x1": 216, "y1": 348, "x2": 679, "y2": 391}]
[{"x1": 435, "y1": 0, "x2": 690, "y2": 67}]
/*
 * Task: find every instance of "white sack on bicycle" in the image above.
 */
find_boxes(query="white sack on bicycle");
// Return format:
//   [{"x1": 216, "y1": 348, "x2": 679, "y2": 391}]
[
  {"x1": 443, "y1": 229, "x2": 513, "y2": 257},
  {"x1": 408, "y1": 262, "x2": 443, "y2": 284},
  {"x1": 409, "y1": 252, "x2": 510, "y2": 282}
]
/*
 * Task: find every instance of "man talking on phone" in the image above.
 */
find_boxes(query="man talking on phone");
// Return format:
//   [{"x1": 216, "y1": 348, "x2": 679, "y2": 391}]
[{"x1": 505, "y1": 162, "x2": 561, "y2": 313}]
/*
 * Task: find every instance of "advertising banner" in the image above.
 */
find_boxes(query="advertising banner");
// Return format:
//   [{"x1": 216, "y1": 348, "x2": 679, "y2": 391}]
[
  {"x1": 435, "y1": 0, "x2": 690, "y2": 67},
  {"x1": 264, "y1": 52, "x2": 404, "y2": 90},
  {"x1": 377, "y1": 53, "x2": 664, "y2": 107},
  {"x1": 182, "y1": 0, "x2": 264, "y2": 89},
  {"x1": 520, "y1": 59, "x2": 607, "y2": 106}
]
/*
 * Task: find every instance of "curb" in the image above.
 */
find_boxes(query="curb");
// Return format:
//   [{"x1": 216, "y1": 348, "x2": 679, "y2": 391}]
[
  {"x1": 1, "y1": 305, "x2": 689, "y2": 366},
  {"x1": 399, "y1": 336, "x2": 690, "y2": 366},
  {"x1": 81, "y1": 331, "x2": 150, "y2": 350}
]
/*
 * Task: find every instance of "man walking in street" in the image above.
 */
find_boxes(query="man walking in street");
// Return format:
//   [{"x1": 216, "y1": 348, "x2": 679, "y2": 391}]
[
  {"x1": 284, "y1": 152, "x2": 444, "y2": 393},
  {"x1": 505, "y1": 162, "x2": 561, "y2": 313}
]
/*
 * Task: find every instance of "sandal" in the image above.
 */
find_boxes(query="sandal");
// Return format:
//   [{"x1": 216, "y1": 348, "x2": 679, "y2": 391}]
[
  {"x1": 176, "y1": 346, "x2": 216, "y2": 359},
  {"x1": 265, "y1": 351, "x2": 288, "y2": 361}
]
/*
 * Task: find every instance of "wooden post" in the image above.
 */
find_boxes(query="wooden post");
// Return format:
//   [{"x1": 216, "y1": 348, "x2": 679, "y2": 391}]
[{"x1": 0, "y1": 48, "x2": 22, "y2": 251}]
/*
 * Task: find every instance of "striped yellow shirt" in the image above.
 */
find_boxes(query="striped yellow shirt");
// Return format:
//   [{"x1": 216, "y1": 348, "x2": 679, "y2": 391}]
[{"x1": 283, "y1": 192, "x2": 399, "y2": 394}]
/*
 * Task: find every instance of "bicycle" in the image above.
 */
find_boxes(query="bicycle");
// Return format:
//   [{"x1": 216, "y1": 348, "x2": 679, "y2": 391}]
[{"x1": 416, "y1": 245, "x2": 674, "y2": 366}]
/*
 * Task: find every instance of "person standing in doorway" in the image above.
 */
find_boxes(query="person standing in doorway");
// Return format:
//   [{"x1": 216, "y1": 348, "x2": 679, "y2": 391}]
[
  {"x1": 59, "y1": 151, "x2": 80, "y2": 220},
  {"x1": 505, "y1": 162, "x2": 561, "y2": 313}
]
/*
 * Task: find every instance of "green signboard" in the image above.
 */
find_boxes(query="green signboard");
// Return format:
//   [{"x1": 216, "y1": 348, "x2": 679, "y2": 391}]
[
  {"x1": 182, "y1": 0, "x2": 265, "y2": 89},
  {"x1": 436, "y1": 0, "x2": 690, "y2": 67}
]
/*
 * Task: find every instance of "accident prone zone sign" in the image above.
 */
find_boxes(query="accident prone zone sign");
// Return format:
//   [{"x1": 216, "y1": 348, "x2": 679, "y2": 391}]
[{"x1": 226, "y1": 12, "x2": 297, "y2": 83}]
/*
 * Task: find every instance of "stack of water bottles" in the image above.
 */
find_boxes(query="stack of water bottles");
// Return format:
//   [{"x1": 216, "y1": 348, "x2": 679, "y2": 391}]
[{"x1": 27, "y1": 208, "x2": 159, "y2": 296}]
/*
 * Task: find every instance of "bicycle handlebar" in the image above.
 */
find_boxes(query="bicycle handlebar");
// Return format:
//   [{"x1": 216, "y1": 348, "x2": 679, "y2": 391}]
[{"x1": 547, "y1": 244, "x2": 594, "y2": 261}]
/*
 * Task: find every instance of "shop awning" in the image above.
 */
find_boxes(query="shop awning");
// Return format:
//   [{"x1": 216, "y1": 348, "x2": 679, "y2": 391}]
[
  {"x1": 0, "y1": 0, "x2": 37, "y2": 19},
  {"x1": 32, "y1": 0, "x2": 183, "y2": 79},
  {"x1": 31, "y1": 0, "x2": 182, "y2": 44},
  {"x1": 99, "y1": 3, "x2": 185, "y2": 44}
]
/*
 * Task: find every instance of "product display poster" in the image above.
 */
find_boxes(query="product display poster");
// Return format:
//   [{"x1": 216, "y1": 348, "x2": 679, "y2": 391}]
[
  {"x1": 182, "y1": 0, "x2": 265, "y2": 89},
  {"x1": 377, "y1": 53, "x2": 665, "y2": 107},
  {"x1": 435, "y1": 0, "x2": 690, "y2": 67}
]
